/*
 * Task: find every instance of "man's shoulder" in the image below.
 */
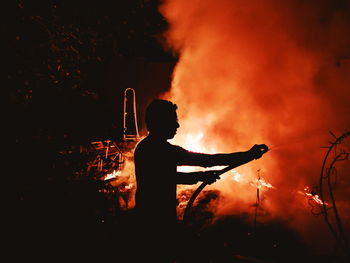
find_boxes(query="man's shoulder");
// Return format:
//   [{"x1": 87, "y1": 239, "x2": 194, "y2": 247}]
[
  {"x1": 168, "y1": 142, "x2": 185, "y2": 151},
  {"x1": 134, "y1": 137, "x2": 149, "y2": 152},
  {"x1": 134, "y1": 136, "x2": 160, "y2": 153},
  {"x1": 135, "y1": 137, "x2": 186, "y2": 153},
  {"x1": 167, "y1": 142, "x2": 190, "y2": 156}
]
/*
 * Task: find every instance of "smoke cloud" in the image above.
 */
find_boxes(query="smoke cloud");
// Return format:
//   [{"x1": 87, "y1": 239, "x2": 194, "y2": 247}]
[{"x1": 159, "y1": 0, "x2": 350, "y2": 250}]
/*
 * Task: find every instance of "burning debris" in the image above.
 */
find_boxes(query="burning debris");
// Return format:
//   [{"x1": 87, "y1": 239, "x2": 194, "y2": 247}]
[
  {"x1": 64, "y1": 88, "x2": 142, "y2": 211},
  {"x1": 249, "y1": 176, "x2": 274, "y2": 190},
  {"x1": 64, "y1": 138, "x2": 137, "y2": 211},
  {"x1": 299, "y1": 186, "x2": 327, "y2": 206},
  {"x1": 104, "y1": 169, "x2": 121, "y2": 181},
  {"x1": 298, "y1": 186, "x2": 327, "y2": 206}
]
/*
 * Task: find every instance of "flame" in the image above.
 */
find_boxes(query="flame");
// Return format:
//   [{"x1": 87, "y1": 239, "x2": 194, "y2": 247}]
[
  {"x1": 104, "y1": 170, "x2": 121, "y2": 181},
  {"x1": 298, "y1": 186, "x2": 327, "y2": 206},
  {"x1": 119, "y1": 183, "x2": 134, "y2": 192},
  {"x1": 250, "y1": 177, "x2": 275, "y2": 190},
  {"x1": 183, "y1": 132, "x2": 204, "y2": 153},
  {"x1": 159, "y1": 0, "x2": 350, "y2": 250},
  {"x1": 174, "y1": 132, "x2": 222, "y2": 173},
  {"x1": 97, "y1": 151, "x2": 137, "y2": 209},
  {"x1": 175, "y1": 131, "x2": 274, "y2": 218},
  {"x1": 231, "y1": 170, "x2": 241, "y2": 182}
]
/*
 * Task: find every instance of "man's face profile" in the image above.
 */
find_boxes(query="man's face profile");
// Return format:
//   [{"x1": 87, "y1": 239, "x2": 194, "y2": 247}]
[
  {"x1": 146, "y1": 100, "x2": 180, "y2": 140},
  {"x1": 162, "y1": 111, "x2": 180, "y2": 139}
]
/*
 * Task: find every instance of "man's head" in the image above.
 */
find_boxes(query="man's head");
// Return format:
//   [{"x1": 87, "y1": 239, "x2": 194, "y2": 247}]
[{"x1": 145, "y1": 99, "x2": 180, "y2": 139}]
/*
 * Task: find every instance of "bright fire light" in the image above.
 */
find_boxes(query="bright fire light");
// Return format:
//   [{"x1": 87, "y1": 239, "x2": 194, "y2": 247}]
[
  {"x1": 104, "y1": 170, "x2": 121, "y2": 181},
  {"x1": 119, "y1": 183, "x2": 134, "y2": 192},
  {"x1": 298, "y1": 186, "x2": 327, "y2": 205},
  {"x1": 183, "y1": 132, "x2": 204, "y2": 153},
  {"x1": 250, "y1": 177, "x2": 274, "y2": 189},
  {"x1": 232, "y1": 170, "x2": 242, "y2": 182}
]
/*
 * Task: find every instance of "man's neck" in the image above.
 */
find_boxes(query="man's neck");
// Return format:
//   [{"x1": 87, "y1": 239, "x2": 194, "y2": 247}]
[{"x1": 148, "y1": 132, "x2": 168, "y2": 142}]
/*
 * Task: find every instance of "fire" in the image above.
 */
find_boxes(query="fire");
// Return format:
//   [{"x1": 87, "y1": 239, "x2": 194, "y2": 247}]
[
  {"x1": 104, "y1": 170, "x2": 121, "y2": 181},
  {"x1": 298, "y1": 186, "x2": 327, "y2": 206},
  {"x1": 174, "y1": 129, "x2": 274, "y2": 219},
  {"x1": 183, "y1": 132, "x2": 204, "y2": 153},
  {"x1": 91, "y1": 149, "x2": 137, "y2": 210},
  {"x1": 158, "y1": 1, "x2": 350, "y2": 249},
  {"x1": 231, "y1": 170, "x2": 241, "y2": 182},
  {"x1": 174, "y1": 132, "x2": 220, "y2": 173},
  {"x1": 119, "y1": 183, "x2": 134, "y2": 192},
  {"x1": 250, "y1": 177, "x2": 274, "y2": 190},
  {"x1": 125, "y1": 183, "x2": 133, "y2": 190}
]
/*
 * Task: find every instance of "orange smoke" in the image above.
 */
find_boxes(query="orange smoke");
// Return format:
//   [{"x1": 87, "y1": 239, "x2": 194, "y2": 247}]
[{"x1": 159, "y1": 0, "x2": 350, "y2": 249}]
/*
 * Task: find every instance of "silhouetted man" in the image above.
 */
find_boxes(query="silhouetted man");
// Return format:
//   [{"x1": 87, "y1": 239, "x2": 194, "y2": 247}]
[{"x1": 133, "y1": 99, "x2": 268, "y2": 262}]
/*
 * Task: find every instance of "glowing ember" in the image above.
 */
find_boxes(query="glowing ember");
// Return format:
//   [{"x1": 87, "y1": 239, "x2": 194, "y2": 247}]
[
  {"x1": 104, "y1": 170, "x2": 121, "y2": 181},
  {"x1": 119, "y1": 183, "x2": 134, "y2": 192},
  {"x1": 298, "y1": 186, "x2": 327, "y2": 205},
  {"x1": 125, "y1": 183, "x2": 134, "y2": 190}
]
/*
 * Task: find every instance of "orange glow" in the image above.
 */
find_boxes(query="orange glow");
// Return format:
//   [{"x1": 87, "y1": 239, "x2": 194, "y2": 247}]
[
  {"x1": 104, "y1": 155, "x2": 137, "y2": 209},
  {"x1": 119, "y1": 183, "x2": 134, "y2": 192},
  {"x1": 231, "y1": 170, "x2": 241, "y2": 182},
  {"x1": 104, "y1": 170, "x2": 121, "y2": 181},
  {"x1": 159, "y1": 0, "x2": 350, "y2": 249}
]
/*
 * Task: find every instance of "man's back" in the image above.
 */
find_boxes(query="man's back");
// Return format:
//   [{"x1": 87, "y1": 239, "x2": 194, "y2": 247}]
[
  {"x1": 133, "y1": 135, "x2": 182, "y2": 262},
  {"x1": 134, "y1": 136, "x2": 180, "y2": 224}
]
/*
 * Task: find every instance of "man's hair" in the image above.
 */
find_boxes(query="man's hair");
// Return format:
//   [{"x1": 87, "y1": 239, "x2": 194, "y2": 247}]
[{"x1": 145, "y1": 99, "x2": 177, "y2": 131}]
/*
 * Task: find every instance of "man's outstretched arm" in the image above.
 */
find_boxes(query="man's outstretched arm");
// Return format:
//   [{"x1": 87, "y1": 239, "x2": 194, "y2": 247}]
[{"x1": 177, "y1": 144, "x2": 269, "y2": 168}]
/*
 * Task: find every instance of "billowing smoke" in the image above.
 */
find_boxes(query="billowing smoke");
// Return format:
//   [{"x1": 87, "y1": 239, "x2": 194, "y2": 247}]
[{"x1": 158, "y1": 0, "x2": 350, "y2": 250}]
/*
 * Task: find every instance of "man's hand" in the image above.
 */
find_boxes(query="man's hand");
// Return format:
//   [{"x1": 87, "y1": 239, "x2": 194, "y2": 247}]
[
  {"x1": 249, "y1": 144, "x2": 269, "y2": 159},
  {"x1": 199, "y1": 171, "x2": 221, "y2": 185}
]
